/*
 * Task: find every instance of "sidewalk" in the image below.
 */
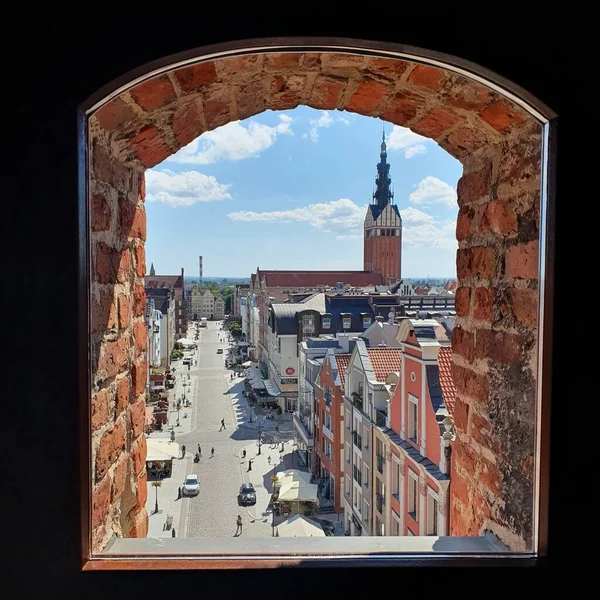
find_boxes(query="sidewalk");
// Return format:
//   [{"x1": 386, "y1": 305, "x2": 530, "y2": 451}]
[
  {"x1": 224, "y1": 375, "x2": 294, "y2": 434},
  {"x1": 145, "y1": 346, "x2": 199, "y2": 538}
]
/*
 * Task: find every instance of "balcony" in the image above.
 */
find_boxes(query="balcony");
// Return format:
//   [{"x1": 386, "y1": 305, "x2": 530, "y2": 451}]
[
  {"x1": 374, "y1": 409, "x2": 387, "y2": 428},
  {"x1": 292, "y1": 413, "x2": 313, "y2": 447},
  {"x1": 376, "y1": 454, "x2": 385, "y2": 474},
  {"x1": 351, "y1": 392, "x2": 363, "y2": 412},
  {"x1": 352, "y1": 430, "x2": 362, "y2": 450}
]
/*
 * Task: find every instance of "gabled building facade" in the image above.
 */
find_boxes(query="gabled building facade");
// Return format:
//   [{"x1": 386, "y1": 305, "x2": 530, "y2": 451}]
[
  {"x1": 267, "y1": 294, "x2": 377, "y2": 414},
  {"x1": 381, "y1": 318, "x2": 456, "y2": 537},
  {"x1": 342, "y1": 340, "x2": 401, "y2": 536},
  {"x1": 144, "y1": 266, "x2": 187, "y2": 338},
  {"x1": 313, "y1": 349, "x2": 350, "y2": 515}
]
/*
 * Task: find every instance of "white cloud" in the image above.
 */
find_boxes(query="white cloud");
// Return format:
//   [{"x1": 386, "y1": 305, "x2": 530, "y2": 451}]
[
  {"x1": 228, "y1": 198, "x2": 366, "y2": 234},
  {"x1": 166, "y1": 114, "x2": 293, "y2": 165},
  {"x1": 307, "y1": 111, "x2": 334, "y2": 142},
  {"x1": 400, "y1": 206, "x2": 435, "y2": 224},
  {"x1": 409, "y1": 176, "x2": 457, "y2": 207},
  {"x1": 387, "y1": 126, "x2": 429, "y2": 158},
  {"x1": 145, "y1": 169, "x2": 231, "y2": 208},
  {"x1": 400, "y1": 206, "x2": 457, "y2": 249}
]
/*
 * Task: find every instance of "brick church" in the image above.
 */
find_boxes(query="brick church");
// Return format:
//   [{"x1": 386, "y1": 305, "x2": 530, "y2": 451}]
[{"x1": 363, "y1": 130, "x2": 402, "y2": 283}]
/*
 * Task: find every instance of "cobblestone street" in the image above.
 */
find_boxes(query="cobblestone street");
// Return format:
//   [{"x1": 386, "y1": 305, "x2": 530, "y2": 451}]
[{"x1": 176, "y1": 321, "x2": 295, "y2": 538}]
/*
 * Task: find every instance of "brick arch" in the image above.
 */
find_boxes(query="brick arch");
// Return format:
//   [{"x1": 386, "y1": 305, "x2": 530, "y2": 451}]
[{"x1": 88, "y1": 48, "x2": 542, "y2": 552}]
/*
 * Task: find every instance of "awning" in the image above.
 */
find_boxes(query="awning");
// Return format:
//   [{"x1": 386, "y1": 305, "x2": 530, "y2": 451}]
[
  {"x1": 276, "y1": 514, "x2": 325, "y2": 538},
  {"x1": 151, "y1": 385, "x2": 165, "y2": 392},
  {"x1": 146, "y1": 438, "x2": 179, "y2": 462},
  {"x1": 145, "y1": 407, "x2": 154, "y2": 426},
  {"x1": 241, "y1": 361, "x2": 253, "y2": 368},
  {"x1": 263, "y1": 378, "x2": 281, "y2": 397},
  {"x1": 275, "y1": 469, "x2": 318, "y2": 502},
  {"x1": 249, "y1": 378, "x2": 265, "y2": 390}
]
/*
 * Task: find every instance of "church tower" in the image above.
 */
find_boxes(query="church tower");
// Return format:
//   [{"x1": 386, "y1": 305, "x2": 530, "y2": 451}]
[{"x1": 363, "y1": 129, "x2": 402, "y2": 283}]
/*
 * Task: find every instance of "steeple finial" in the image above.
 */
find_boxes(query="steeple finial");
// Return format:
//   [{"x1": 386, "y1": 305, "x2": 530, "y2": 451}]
[
  {"x1": 150, "y1": 262, "x2": 155, "y2": 276},
  {"x1": 373, "y1": 130, "x2": 393, "y2": 208}
]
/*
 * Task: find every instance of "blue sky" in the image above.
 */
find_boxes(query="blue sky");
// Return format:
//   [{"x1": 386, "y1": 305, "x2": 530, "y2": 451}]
[{"x1": 145, "y1": 107, "x2": 462, "y2": 278}]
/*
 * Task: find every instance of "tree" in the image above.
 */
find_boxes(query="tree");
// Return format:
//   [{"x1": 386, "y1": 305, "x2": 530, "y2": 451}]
[{"x1": 230, "y1": 322, "x2": 242, "y2": 339}]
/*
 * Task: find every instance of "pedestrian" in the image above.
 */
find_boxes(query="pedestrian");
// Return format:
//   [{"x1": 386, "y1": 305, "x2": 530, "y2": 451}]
[
  {"x1": 268, "y1": 456, "x2": 271, "y2": 465},
  {"x1": 197, "y1": 444, "x2": 202, "y2": 457},
  {"x1": 242, "y1": 449, "x2": 246, "y2": 460},
  {"x1": 181, "y1": 444, "x2": 186, "y2": 459},
  {"x1": 211, "y1": 447, "x2": 215, "y2": 458},
  {"x1": 220, "y1": 418, "x2": 226, "y2": 431},
  {"x1": 236, "y1": 514, "x2": 243, "y2": 536}
]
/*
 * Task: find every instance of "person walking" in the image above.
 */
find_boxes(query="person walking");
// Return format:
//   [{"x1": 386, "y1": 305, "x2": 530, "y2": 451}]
[
  {"x1": 211, "y1": 447, "x2": 215, "y2": 458},
  {"x1": 220, "y1": 418, "x2": 226, "y2": 431},
  {"x1": 181, "y1": 445, "x2": 186, "y2": 459},
  {"x1": 197, "y1": 444, "x2": 202, "y2": 457},
  {"x1": 235, "y1": 515, "x2": 243, "y2": 536}
]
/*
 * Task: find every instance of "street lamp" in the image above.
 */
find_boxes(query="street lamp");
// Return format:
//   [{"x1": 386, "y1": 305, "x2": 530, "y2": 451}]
[
  {"x1": 151, "y1": 479, "x2": 162, "y2": 514},
  {"x1": 257, "y1": 418, "x2": 262, "y2": 455}
]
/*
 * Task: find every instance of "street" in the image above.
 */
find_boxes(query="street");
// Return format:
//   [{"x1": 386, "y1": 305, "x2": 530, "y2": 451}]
[{"x1": 175, "y1": 320, "x2": 295, "y2": 538}]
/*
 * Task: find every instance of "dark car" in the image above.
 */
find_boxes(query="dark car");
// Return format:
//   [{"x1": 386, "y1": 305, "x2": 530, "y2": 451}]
[
  {"x1": 238, "y1": 483, "x2": 256, "y2": 506},
  {"x1": 311, "y1": 518, "x2": 335, "y2": 536}
]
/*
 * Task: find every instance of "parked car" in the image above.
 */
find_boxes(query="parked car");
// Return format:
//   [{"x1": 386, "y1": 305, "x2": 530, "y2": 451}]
[
  {"x1": 311, "y1": 518, "x2": 335, "y2": 536},
  {"x1": 183, "y1": 358, "x2": 191, "y2": 365},
  {"x1": 217, "y1": 348, "x2": 223, "y2": 354},
  {"x1": 182, "y1": 474, "x2": 200, "y2": 496},
  {"x1": 238, "y1": 483, "x2": 256, "y2": 506}
]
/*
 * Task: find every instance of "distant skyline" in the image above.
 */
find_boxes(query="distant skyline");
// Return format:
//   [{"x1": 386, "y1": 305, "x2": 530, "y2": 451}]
[{"x1": 145, "y1": 107, "x2": 462, "y2": 278}]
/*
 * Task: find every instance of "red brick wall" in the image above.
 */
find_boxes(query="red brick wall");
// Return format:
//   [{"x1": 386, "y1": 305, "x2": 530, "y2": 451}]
[{"x1": 89, "y1": 51, "x2": 541, "y2": 551}]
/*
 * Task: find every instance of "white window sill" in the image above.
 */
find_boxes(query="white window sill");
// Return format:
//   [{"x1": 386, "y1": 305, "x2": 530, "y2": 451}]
[{"x1": 101, "y1": 532, "x2": 513, "y2": 559}]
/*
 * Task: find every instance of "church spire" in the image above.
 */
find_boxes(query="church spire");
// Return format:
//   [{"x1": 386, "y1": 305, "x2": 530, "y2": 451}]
[
  {"x1": 373, "y1": 127, "x2": 394, "y2": 208},
  {"x1": 150, "y1": 262, "x2": 155, "y2": 276}
]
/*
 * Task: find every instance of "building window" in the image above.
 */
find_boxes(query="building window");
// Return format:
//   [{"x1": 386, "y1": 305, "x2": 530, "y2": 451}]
[
  {"x1": 408, "y1": 394, "x2": 418, "y2": 443},
  {"x1": 278, "y1": 338, "x2": 281, "y2": 353},
  {"x1": 392, "y1": 512, "x2": 401, "y2": 536},
  {"x1": 363, "y1": 426, "x2": 369, "y2": 450},
  {"x1": 408, "y1": 472, "x2": 418, "y2": 520},
  {"x1": 353, "y1": 463, "x2": 362, "y2": 486},
  {"x1": 362, "y1": 499, "x2": 369, "y2": 523},
  {"x1": 324, "y1": 385, "x2": 332, "y2": 406},
  {"x1": 362, "y1": 316, "x2": 371, "y2": 328},
  {"x1": 363, "y1": 464, "x2": 370, "y2": 489},
  {"x1": 346, "y1": 442, "x2": 351, "y2": 463},
  {"x1": 427, "y1": 491, "x2": 438, "y2": 536},
  {"x1": 342, "y1": 317, "x2": 351, "y2": 329},
  {"x1": 392, "y1": 460, "x2": 400, "y2": 499},
  {"x1": 322, "y1": 317, "x2": 331, "y2": 329},
  {"x1": 345, "y1": 475, "x2": 351, "y2": 497},
  {"x1": 410, "y1": 371, "x2": 416, "y2": 382},
  {"x1": 324, "y1": 410, "x2": 332, "y2": 432}
]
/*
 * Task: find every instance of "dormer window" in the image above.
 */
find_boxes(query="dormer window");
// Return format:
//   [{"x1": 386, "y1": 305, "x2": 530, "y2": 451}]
[
  {"x1": 322, "y1": 317, "x2": 331, "y2": 329},
  {"x1": 342, "y1": 316, "x2": 352, "y2": 329},
  {"x1": 362, "y1": 316, "x2": 372, "y2": 328}
]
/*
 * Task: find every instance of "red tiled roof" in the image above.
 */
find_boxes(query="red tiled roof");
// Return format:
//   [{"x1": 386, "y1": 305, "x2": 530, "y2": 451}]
[
  {"x1": 437, "y1": 347, "x2": 456, "y2": 418},
  {"x1": 366, "y1": 347, "x2": 402, "y2": 382},
  {"x1": 333, "y1": 354, "x2": 351, "y2": 391},
  {"x1": 444, "y1": 280, "x2": 458, "y2": 292},
  {"x1": 260, "y1": 270, "x2": 383, "y2": 288},
  {"x1": 144, "y1": 275, "x2": 183, "y2": 289},
  {"x1": 414, "y1": 286, "x2": 429, "y2": 295}
]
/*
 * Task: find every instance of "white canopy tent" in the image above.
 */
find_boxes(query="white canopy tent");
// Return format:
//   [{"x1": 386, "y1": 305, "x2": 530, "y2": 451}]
[
  {"x1": 176, "y1": 338, "x2": 196, "y2": 348},
  {"x1": 146, "y1": 438, "x2": 179, "y2": 461},
  {"x1": 276, "y1": 514, "x2": 325, "y2": 537},
  {"x1": 275, "y1": 469, "x2": 318, "y2": 502}
]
